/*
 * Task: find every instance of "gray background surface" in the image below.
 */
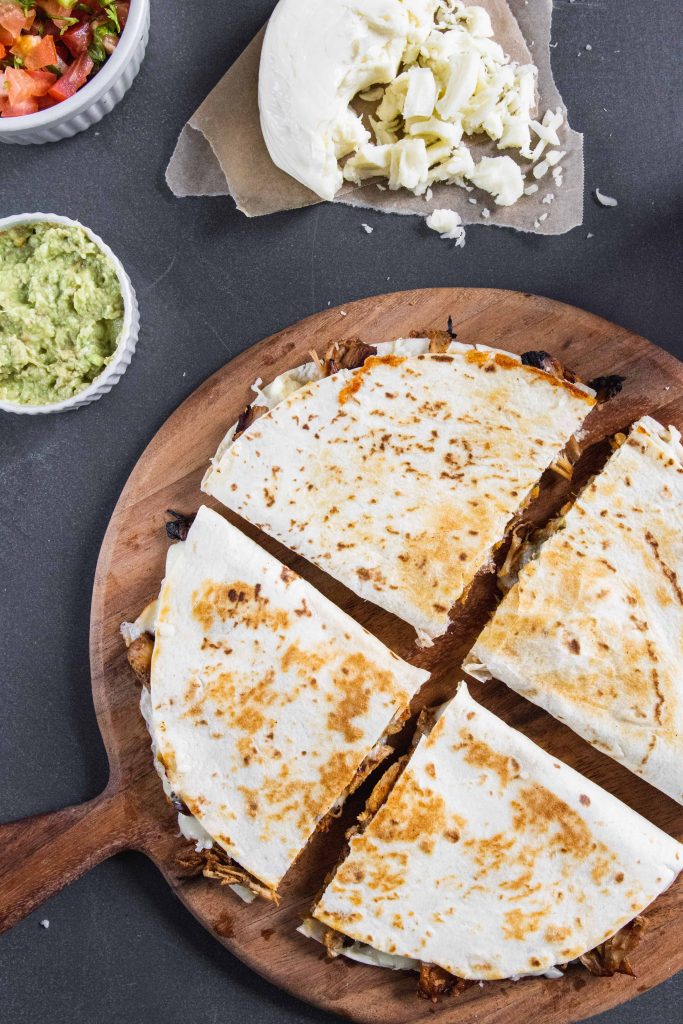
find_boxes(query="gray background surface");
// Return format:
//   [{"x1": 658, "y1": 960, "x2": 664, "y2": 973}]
[{"x1": 1, "y1": 1, "x2": 682, "y2": 1022}]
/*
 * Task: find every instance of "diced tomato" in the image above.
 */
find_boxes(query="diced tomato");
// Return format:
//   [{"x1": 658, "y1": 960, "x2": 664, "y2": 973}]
[
  {"x1": 0, "y1": 2, "x2": 35, "y2": 45},
  {"x1": 5, "y1": 65, "x2": 54, "y2": 100},
  {"x1": 2, "y1": 95, "x2": 39, "y2": 116},
  {"x1": 0, "y1": 2, "x2": 29, "y2": 41},
  {"x1": 0, "y1": 65, "x2": 56, "y2": 115},
  {"x1": 26, "y1": 69, "x2": 57, "y2": 94},
  {"x1": 11, "y1": 33, "x2": 58, "y2": 71},
  {"x1": 37, "y1": 91, "x2": 60, "y2": 109},
  {"x1": 48, "y1": 51, "x2": 93, "y2": 101},
  {"x1": 4, "y1": 65, "x2": 34, "y2": 105},
  {"x1": 62, "y1": 19, "x2": 93, "y2": 57},
  {"x1": 0, "y1": 43, "x2": 5, "y2": 60}
]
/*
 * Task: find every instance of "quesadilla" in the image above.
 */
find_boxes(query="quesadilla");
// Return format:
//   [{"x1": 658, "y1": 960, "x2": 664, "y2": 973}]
[
  {"x1": 122, "y1": 505, "x2": 430, "y2": 901},
  {"x1": 302, "y1": 683, "x2": 682, "y2": 989},
  {"x1": 202, "y1": 338, "x2": 595, "y2": 646},
  {"x1": 467, "y1": 416, "x2": 683, "y2": 805}
]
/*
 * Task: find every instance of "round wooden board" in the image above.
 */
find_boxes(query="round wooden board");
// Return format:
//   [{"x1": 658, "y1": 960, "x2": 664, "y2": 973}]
[{"x1": 89, "y1": 288, "x2": 683, "y2": 1024}]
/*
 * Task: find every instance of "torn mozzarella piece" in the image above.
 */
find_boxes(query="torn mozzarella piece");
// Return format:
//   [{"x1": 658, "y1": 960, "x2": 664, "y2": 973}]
[
  {"x1": 427, "y1": 145, "x2": 475, "y2": 185},
  {"x1": 343, "y1": 143, "x2": 392, "y2": 183},
  {"x1": 388, "y1": 137, "x2": 430, "y2": 192},
  {"x1": 426, "y1": 207, "x2": 465, "y2": 242},
  {"x1": 405, "y1": 115, "x2": 463, "y2": 148},
  {"x1": 403, "y1": 66, "x2": 438, "y2": 118},
  {"x1": 436, "y1": 51, "x2": 480, "y2": 120},
  {"x1": 467, "y1": 155, "x2": 524, "y2": 206}
]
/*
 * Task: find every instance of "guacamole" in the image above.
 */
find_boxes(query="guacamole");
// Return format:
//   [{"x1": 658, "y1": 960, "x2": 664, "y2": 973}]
[{"x1": 0, "y1": 222, "x2": 124, "y2": 406}]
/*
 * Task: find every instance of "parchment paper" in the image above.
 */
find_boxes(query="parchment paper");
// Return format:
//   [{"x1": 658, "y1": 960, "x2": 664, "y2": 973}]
[{"x1": 166, "y1": 1, "x2": 583, "y2": 235}]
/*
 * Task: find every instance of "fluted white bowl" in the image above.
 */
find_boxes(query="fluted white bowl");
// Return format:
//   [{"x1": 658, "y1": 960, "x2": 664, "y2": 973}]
[
  {"x1": 0, "y1": 0, "x2": 149, "y2": 145},
  {"x1": 0, "y1": 213, "x2": 139, "y2": 415}
]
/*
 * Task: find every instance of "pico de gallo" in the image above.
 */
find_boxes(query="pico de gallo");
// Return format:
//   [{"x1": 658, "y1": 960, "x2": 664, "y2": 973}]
[{"x1": 0, "y1": 1, "x2": 129, "y2": 117}]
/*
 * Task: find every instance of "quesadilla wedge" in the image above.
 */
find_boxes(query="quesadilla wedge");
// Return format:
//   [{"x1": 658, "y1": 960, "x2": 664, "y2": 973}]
[
  {"x1": 122, "y1": 505, "x2": 429, "y2": 901},
  {"x1": 202, "y1": 338, "x2": 595, "y2": 646},
  {"x1": 302, "y1": 683, "x2": 682, "y2": 989},
  {"x1": 467, "y1": 416, "x2": 683, "y2": 805}
]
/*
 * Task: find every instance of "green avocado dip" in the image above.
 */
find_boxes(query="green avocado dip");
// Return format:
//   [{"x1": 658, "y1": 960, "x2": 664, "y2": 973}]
[{"x1": 0, "y1": 222, "x2": 124, "y2": 407}]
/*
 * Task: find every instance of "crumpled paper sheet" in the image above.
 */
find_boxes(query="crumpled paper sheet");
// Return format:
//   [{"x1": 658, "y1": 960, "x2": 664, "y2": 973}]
[{"x1": 166, "y1": 0, "x2": 583, "y2": 235}]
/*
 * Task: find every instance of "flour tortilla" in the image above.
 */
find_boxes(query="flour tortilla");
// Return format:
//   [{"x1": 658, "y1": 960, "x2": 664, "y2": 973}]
[
  {"x1": 308, "y1": 683, "x2": 683, "y2": 979},
  {"x1": 149, "y1": 505, "x2": 429, "y2": 892},
  {"x1": 467, "y1": 416, "x2": 683, "y2": 805},
  {"x1": 202, "y1": 342, "x2": 595, "y2": 645}
]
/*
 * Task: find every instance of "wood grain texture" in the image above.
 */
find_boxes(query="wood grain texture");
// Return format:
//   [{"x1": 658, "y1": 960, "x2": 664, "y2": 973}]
[{"x1": 3, "y1": 289, "x2": 682, "y2": 1024}]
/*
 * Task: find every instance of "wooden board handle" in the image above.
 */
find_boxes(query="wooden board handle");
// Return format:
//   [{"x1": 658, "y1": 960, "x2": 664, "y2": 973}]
[{"x1": 0, "y1": 786, "x2": 133, "y2": 934}]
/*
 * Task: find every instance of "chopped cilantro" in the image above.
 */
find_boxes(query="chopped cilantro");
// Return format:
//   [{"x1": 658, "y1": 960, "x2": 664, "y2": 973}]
[
  {"x1": 88, "y1": 41, "x2": 105, "y2": 64},
  {"x1": 102, "y1": 3, "x2": 121, "y2": 33},
  {"x1": 58, "y1": 16, "x2": 79, "y2": 34}
]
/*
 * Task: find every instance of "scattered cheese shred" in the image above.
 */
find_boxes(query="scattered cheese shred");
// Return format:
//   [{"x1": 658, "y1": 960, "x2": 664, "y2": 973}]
[{"x1": 595, "y1": 188, "x2": 618, "y2": 207}]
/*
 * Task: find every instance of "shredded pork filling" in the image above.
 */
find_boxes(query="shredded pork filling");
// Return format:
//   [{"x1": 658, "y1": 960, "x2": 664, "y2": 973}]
[{"x1": 302, "y1": 914, "x2": 648, "y2": 994}]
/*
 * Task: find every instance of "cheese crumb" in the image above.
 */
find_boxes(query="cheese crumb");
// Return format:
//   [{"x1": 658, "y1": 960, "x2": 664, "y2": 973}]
[
  {"x1": 542, "y1": 193, "x2": 555, "y2": 204},
  {"x1": 339, "y1": 310, "x2": 347, "y2": 316},
  {"x1": 595, "y1": 188, "x2": 618, "y2": 207},
  {"x1": 481, "y1": 208, "x2": 491, "y2": 218},
  {"x1": 361, "y1": 223, "x2": 374, "y2": 233},
  {"x1": 587, "y1": 233, "x2": 594, "y2": 238},
  {"x1": 524, "y1": 183, "x2": 539, "y2": 195},
  {"x1": 538, "y1": 211, "x2": 548, "y2": 222},
  {"x1": 426, "y1": 208, "x2": 466, "y2": 247},
  {"x1": 468, "y1": 197, "x2": 478, "y2": 204},
  {"x1": 40, "y1": 919, "x2": 50, "y2": 929}
]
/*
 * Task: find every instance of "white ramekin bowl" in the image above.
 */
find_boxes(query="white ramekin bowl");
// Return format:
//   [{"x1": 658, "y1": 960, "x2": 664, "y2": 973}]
[
  {"x1": 0, "y1": 213, "x2": 139, "y2": 415},
  {"x1": 0, "y1": 0, "x2": 149, "y2": 145}
]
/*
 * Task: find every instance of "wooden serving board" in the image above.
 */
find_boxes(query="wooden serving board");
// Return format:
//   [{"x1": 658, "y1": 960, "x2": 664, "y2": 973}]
[{"x1": 1, "y1": 289, "x2": 682, "y2": 1024}]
